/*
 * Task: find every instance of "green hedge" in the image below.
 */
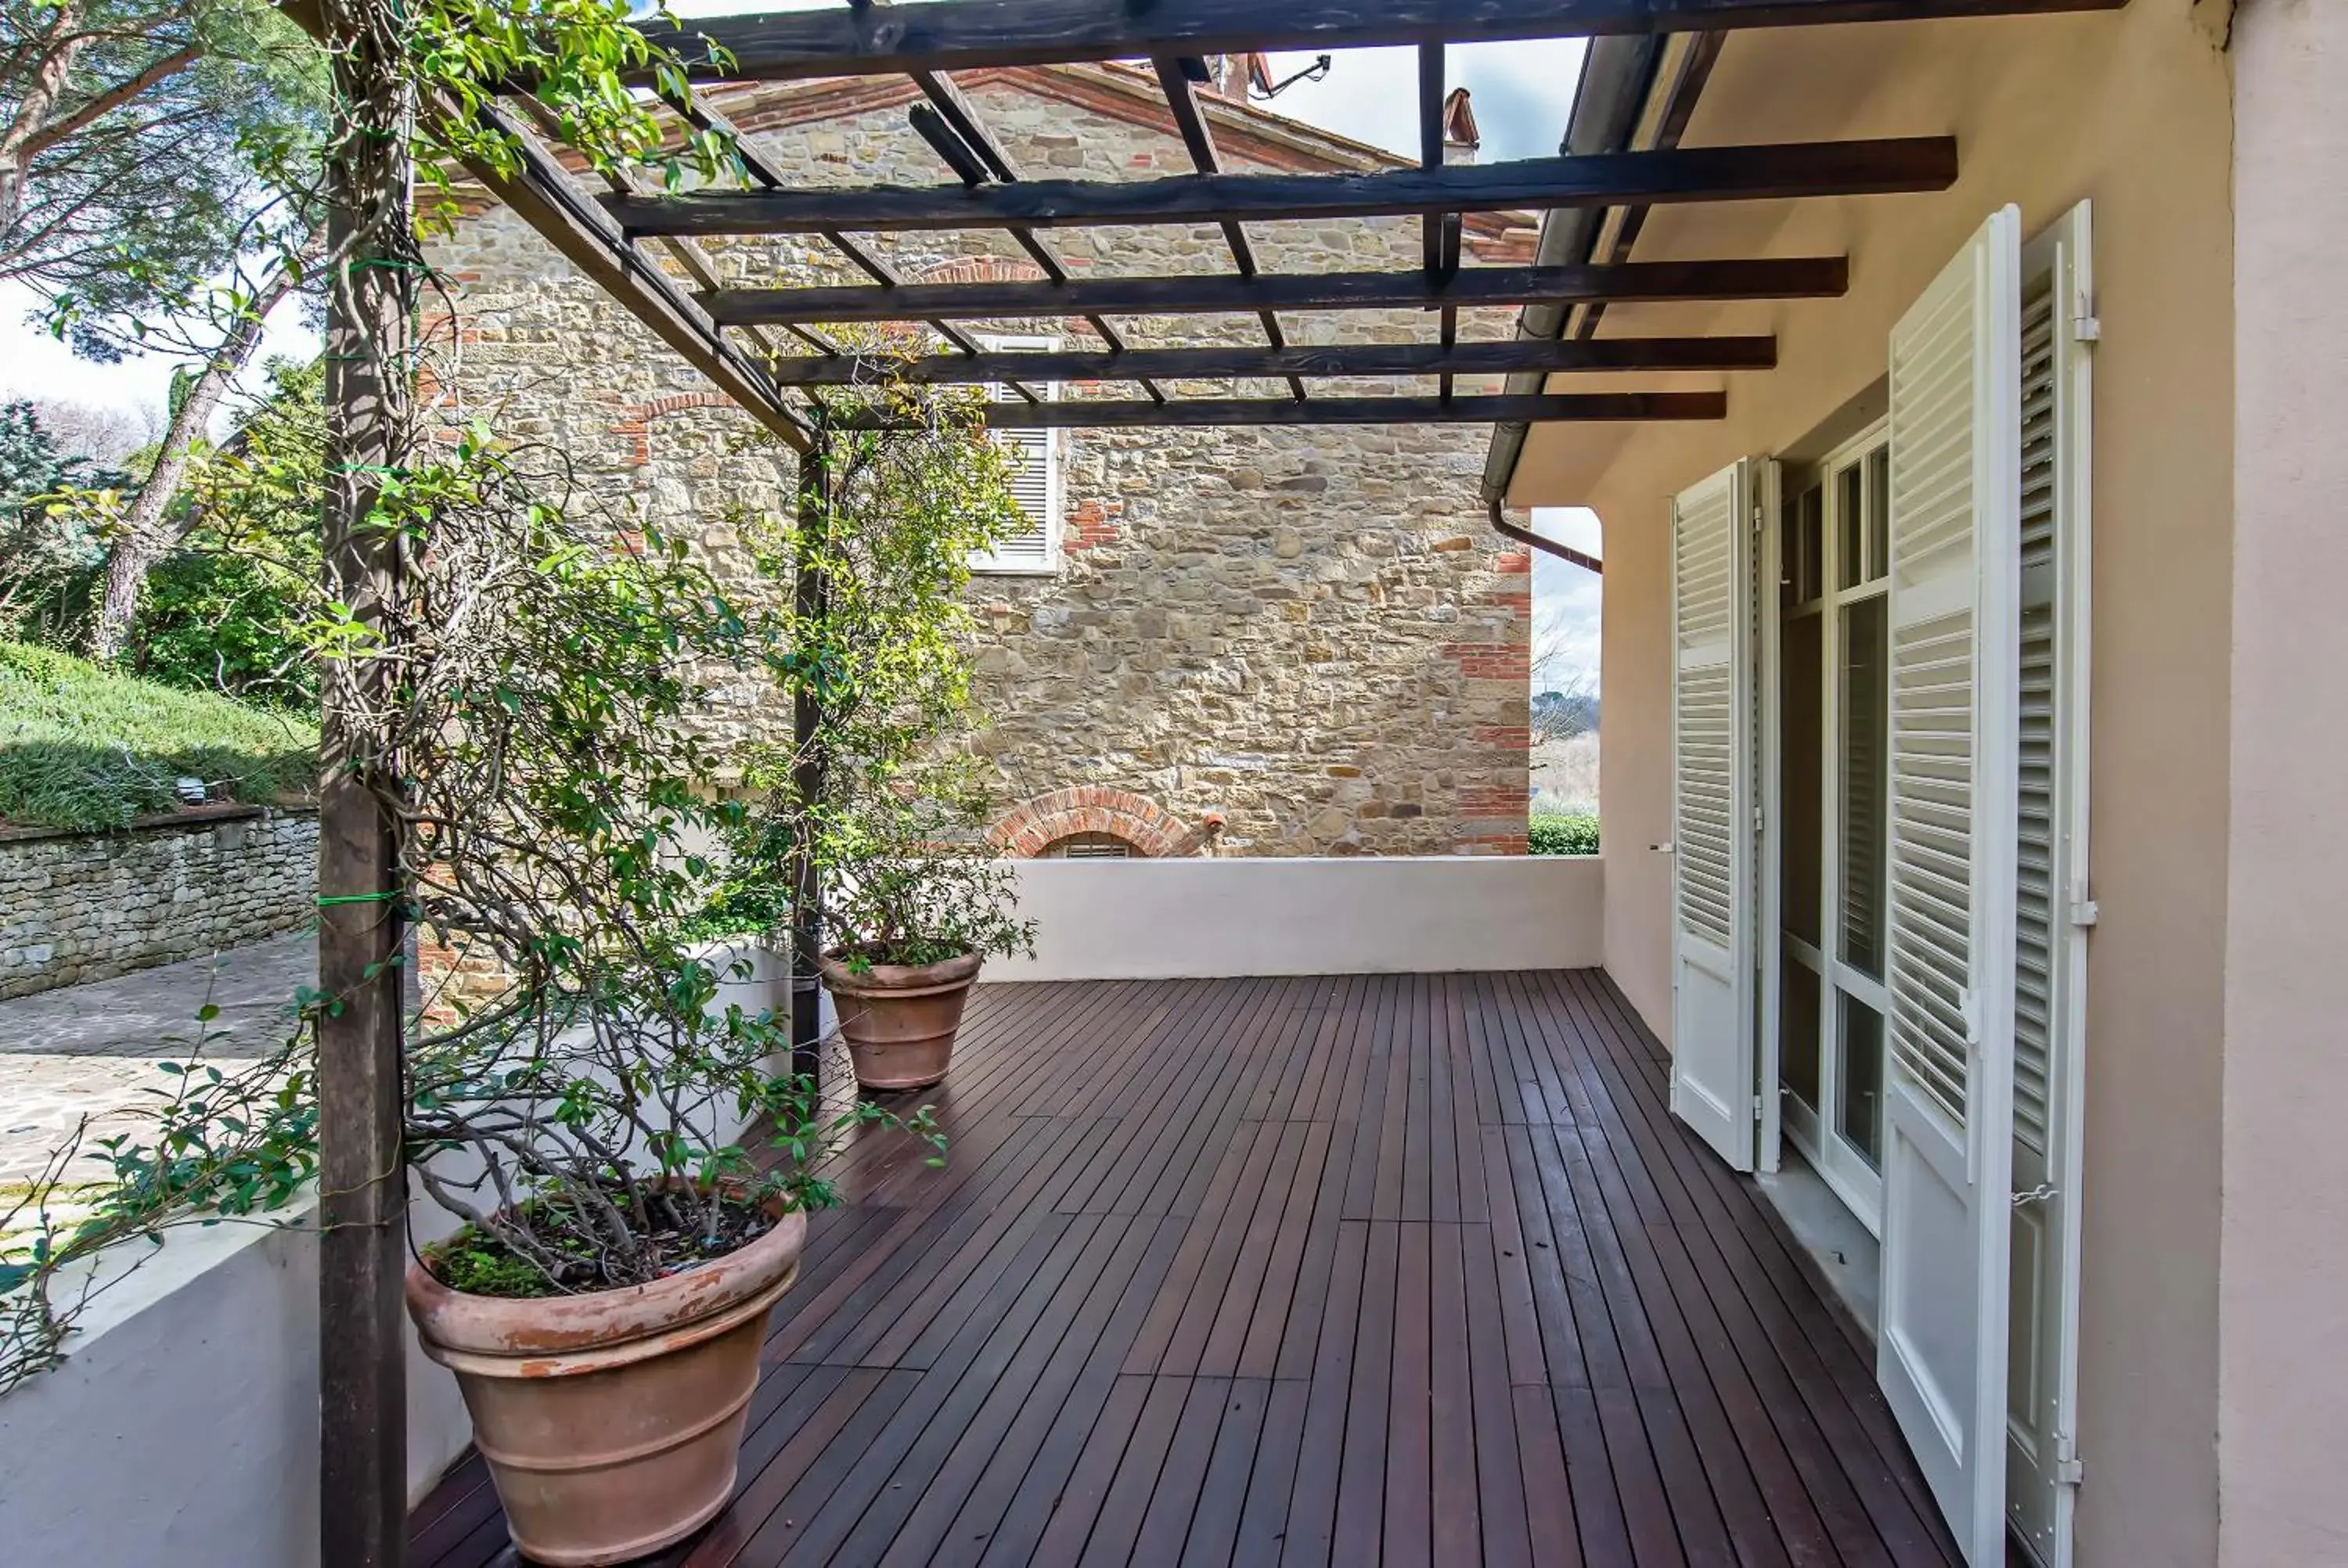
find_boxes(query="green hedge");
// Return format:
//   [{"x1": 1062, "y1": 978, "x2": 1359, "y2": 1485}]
[
  {"x1": 0, "y1": 641, "x2": 317, "y2": 832},
  {"x1": 1529, "y1": 812, "x2": 1600, "y2": 857}
]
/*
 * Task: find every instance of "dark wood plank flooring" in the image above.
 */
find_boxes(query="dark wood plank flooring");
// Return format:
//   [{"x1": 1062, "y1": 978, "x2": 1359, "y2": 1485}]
[{"x1": 409, "y1": 970, "x2": 1958, "y2": 1568}]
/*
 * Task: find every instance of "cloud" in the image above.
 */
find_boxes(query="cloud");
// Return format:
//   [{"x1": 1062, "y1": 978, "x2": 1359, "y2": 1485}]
[{"x1": 1529, "y1": 508, "x2": 1602, "y2": 692}]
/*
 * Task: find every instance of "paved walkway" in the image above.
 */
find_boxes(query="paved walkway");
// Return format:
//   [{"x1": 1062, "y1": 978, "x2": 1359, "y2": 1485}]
[{"x1": 0, "y1": 933, "x2": 313, "y2": 1188}]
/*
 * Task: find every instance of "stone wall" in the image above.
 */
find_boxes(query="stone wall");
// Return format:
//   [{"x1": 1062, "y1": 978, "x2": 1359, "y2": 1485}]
[
  {"x1": 427, "y1": 63, "x2": 1532, "y2": 855},
  {"x1": 0, "y1": 807, "x2": 319, "y2": 998}
]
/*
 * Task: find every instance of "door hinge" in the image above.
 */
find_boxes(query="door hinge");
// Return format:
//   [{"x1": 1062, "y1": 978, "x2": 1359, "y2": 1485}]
[
  {"x1": 1752, "y1": 804, "x2": 1765, "y2": 835},
  {"x1": 1753, "y1": 1092, "x2": 1767, "y2": 1123},
  {"x1": 1958, "y1": 987, "x2": 1982, "y2": 1045},
  {"x1": 2053, "y1": 1432, "x2": 2085, "y2": 1487},
  {"x1": 2070, "y1": 898, "x2": 2101, "y2": 928},
  {"x1": 2073, "y1": 313, "x2": 2101, "y2": 343}
]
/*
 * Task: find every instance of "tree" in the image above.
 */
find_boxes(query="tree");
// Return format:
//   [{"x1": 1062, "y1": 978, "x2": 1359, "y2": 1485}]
[
  {"x1": 73, "y1": 238, "x2": 316, "y2": 659},
  {"x1": 27, "y1": 397, "x2": 156, "y2": 466},
  {"x1": 2, "y1": 0, "x2": 327, "y2": 660},
  {"x1": 0, "y1": 397, "x2": 122, "y2": 637},
  {"x1": 0, "y1": 0, "x2": 319, "y2": 331},
  {"x1": 131, "y1": 356, "x2": 322, "y2": 704}
]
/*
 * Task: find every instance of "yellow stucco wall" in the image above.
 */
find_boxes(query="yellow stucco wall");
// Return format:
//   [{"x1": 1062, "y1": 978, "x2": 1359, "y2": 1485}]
[{"x1": 1507, "y1": 3, "x2": 2235, "y2": 1560}]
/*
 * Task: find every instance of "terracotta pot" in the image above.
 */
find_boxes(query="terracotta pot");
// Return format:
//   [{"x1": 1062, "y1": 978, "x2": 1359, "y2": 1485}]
[
  {"x1": 406, "y1": 1203, "x2": 806, "y2": 1567},
  {"x1": 819, "y1": 949, "x2": 982, "y2": 1091}
]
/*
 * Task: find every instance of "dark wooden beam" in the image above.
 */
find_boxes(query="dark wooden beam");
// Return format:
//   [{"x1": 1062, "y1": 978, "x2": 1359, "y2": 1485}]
[
  {"x1": 766, "y1": 334, "x2": 1774, "y2": 386},
  {"x1": 666, "y1": 95, "x2": 1037, "y2": 395},
  {"x1": 902, "y1": 66, "x2": 1160, "y2": 400},
  {"x1": 908, "y1": 101, "x2": 992, "y2": 185},
  {"x1": 640, "y1": 0, "x2": 2128, "y2": 83},
  {"x1": 463, "y1": 102, "x2": 808, "y2": 448},
  {"x1": 1149, "y1": 53, "x2": 1302, "y2": 398},
  {"x1": 699, "y1": 254, "x2": 1849, "y2": 326},
  {"x1": 1418, "y1": 43, "x2": 1446, "y2": 276},
  {"x1": 908, "y1": 68, "x2": 1017, "y2": 182},
  {"x1": 605, "y1": 138, "x2": 1956, "y2": 236},
  {"x1": 835, "y1": 390, "x2": 1727, "y2": 430}
]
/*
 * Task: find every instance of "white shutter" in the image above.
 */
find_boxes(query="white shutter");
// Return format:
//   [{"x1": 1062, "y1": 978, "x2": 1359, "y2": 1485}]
[
  {"x1": 1875, "y1": 204, "x2": 2023, "y2": 1568},
  {"x1": 2006, "y1": 200, "x2": 2094, "y2": 1568},
  {"x1": 1669, "y1": 457, "x2": 1761, "y2": 1172},
  {"x1": 972, "y1": 334, "x2": 1061, "y2": 575}
]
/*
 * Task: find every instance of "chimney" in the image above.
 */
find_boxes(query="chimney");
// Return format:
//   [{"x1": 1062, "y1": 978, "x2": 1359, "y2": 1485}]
[
  {"x1": 1211, "y1": 51, "x2": 1271, "y2": 101},
  {"x1": 1440, "y1": 87, "x2": 1481, "y2": 165}
]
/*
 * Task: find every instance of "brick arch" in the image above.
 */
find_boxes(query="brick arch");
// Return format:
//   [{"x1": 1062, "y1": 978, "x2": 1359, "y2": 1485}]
[
  {"x1": 989, "y1": 786, "x2": 1195, "y2": 859},
  {"x1": 910, "y1": 255, "x2": 1050, "y2": 286}
]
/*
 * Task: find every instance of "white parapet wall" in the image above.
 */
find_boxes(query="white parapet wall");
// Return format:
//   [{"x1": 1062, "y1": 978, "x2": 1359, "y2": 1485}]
[
  {"x1": 0, "y1": 1196, "x2": 474, "y2": 1568},
  {"x1": 987, "y1": 854, "x2": 1604, "y2": 981}
]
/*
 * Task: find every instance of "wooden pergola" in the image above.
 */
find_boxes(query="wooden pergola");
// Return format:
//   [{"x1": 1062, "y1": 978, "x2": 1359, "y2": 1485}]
[{"x1": 312, "y1": 2, "x2": 2127, "y2": 1561}]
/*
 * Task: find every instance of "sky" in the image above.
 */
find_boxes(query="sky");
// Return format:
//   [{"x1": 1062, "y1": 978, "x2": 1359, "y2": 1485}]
[{"x1": 0, "y1": 16, "x2": 1603, "y2": 688}]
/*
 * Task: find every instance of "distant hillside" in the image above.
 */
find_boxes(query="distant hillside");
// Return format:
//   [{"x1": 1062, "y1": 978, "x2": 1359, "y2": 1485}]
[{"x1": 0, "y1": 642, "x2": 317, "y2": 833}]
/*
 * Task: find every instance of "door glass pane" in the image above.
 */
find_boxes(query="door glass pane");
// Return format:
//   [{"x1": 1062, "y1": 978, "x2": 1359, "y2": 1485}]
[
  {"x1": 1865, "y1": 448, "x2": 1890, "y2": 584},
  {"x1": 1838, "y1": 995, "x2": 1885, "y2": 1168},
  {"x1": 1839, "y1": 594, "x2": 1888, "y2": 977},
  {"x1": 1781, "y1": 613, "x2": 1822, "y2": 946},
  {"x1": 1837, "y1": 462, "x2": 1866, "y2": 589},
  {"x1": 1783, "y1": 959, "x2": 1821, "y2": 1109},
  {"x1": 1793, "y1": 484, "x2": 1824, "y2": 604}
]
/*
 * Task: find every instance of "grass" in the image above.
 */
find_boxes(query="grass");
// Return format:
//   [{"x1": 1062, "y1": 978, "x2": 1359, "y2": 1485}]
[{"x1": 0, "y1": 641, "x2": 317, "y2": 833}]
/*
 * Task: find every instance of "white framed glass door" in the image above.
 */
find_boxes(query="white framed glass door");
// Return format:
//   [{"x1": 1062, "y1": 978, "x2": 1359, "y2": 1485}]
[{"x1": 1777, "y1": 425, "x2": 1892, "y2": 1235}]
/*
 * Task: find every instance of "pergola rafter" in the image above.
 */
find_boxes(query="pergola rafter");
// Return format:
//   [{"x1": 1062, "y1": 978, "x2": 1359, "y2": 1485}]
[
  {"x1": 762, "y1": 333, "x2": 1777, "y2": 386},
  {"x1": 697, "y1": 255, "x2": 1853, "y2": 325},
  {"x1": 636, "y1": 0, "x2": 2130, "y2": 83},
  {"x1": 598, "y1": 137, "x2": 1959, "y2": 236}
]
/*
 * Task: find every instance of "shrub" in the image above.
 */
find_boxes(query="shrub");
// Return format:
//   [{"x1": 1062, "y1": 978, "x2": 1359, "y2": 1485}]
[
  {"x1": 0, "y1": 639, "x2": 316, "y2": 830},
  {"x1": 1529, "y1": 812, "x2": 1600, "y2": 856}
]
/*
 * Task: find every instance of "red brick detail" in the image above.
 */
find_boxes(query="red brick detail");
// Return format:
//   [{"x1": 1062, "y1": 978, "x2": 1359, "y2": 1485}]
[
  {"x1": 605, "y1": 390, "x2": 739, "y2": 466},
  {"x1": 1474, "y1": 726, "x2": 1532, "y2": 749},
  {"x1": 1064, "y1": 498, "x2": 1123, "y2": 552},
  {"x1": 910, "y1": 255, "x2": 1050, "y2": 286},
  {"x1": 1440, "y1": 641, "x2": 1532, "y2": 682},
  {"x1": 1493, "y1": 550, "x2": 1532, "y2": 574},
  {"x1": 988, "y1": 786, "x2": 1200, "y2": 859}
]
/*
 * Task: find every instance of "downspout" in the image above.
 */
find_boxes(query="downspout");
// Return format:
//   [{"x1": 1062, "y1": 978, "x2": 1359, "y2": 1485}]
[{"x1": 1490, "y1": 494, "x2": 1602, "y2": 577}]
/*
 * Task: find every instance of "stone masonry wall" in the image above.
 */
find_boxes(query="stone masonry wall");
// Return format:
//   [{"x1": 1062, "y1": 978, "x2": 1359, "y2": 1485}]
[
  {"x1": 427, "y1": 65, "x2": 1531, "y2": 855},
  {"x1": 0, "y1": 808, "x2": 319, "y2": 998}
]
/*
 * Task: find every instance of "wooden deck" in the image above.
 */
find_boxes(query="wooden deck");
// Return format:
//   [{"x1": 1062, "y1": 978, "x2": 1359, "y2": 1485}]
[{"x1": 409, "y1": 970, "x2": 1958, "y2": 1567}]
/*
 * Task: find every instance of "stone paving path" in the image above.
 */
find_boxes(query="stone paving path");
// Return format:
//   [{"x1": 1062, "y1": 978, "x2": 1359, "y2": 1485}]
[{"x1": 0, "y1": 933, "x2": 313, "y2": 1187}]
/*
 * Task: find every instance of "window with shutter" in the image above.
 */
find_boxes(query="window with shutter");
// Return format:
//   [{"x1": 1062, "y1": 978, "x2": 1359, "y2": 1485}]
[
  {"x1": 1669, "y1": 457, "x2": 1764, "y2": 1174},
  {"x1": 1874, "y1": 203, "x2": 2025, "y2": 1568},
  {"x1": 970, "y1": 334, "x2": 1062, "y2": 575},
  {"x1": 2006, "y1": 200, "x2": 2093, "y2": 1568}
]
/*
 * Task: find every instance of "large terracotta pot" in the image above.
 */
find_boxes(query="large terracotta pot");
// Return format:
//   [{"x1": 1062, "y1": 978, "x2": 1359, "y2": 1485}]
[
  {"x1": 406, "y1": 1204, "x2": 806, "y2": 1566},
  {"x1": 819, "y1": 949, "x2": 982, "y2": 1091}
]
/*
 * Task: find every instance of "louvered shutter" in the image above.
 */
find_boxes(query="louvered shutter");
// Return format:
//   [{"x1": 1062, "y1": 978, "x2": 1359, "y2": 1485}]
[
  {"x1": 973, "y1": 335, "x2": 1061, "y2": 574},
  {"x1": 2005, "y1": 200, "x2": 2093, "y2": 1568},
  {"x1": 1875, "y1": 205, "x2": 2024, "y2": 1568},
  {"x1": 1669, "y1": 458, "x2": 1760, "y2": 1172}
]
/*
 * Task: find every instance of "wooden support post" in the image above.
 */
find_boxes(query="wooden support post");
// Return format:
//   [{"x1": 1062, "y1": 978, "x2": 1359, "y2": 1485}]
[
  {"x1": 315, "y1": 3, "x2": 413, "y2": 1563},
  {"x1": 789, "y1": 426, "x2": 830, "y2": 1088}
]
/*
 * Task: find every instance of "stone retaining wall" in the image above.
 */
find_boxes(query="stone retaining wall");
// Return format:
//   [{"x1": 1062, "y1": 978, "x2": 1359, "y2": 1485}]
[{"x1": 0, "y1": 807, "x2": 319, "y2": 998}]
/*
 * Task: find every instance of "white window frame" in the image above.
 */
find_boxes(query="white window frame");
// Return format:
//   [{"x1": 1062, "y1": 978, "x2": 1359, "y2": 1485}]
[{"x1": 968, "y1": 333, "x2": 1064, "y2": 576}]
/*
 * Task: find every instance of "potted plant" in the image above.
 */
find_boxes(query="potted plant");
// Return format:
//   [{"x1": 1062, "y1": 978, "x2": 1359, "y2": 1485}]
[
  {"x1": 403, "y1": 974, "x2": 937, "y2": 1566},
  {"x1": 813, "y1": 777, "x2": 1035, "y2": 1091}
]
